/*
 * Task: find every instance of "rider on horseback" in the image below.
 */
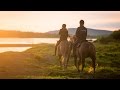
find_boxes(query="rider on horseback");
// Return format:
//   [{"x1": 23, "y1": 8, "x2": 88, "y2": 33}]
[
  {"x1": 73, "y1": 20, "x2": 87, "y2": 57},
  {"x1": 55, "y1": 24, "x2": 69, "y2": 56}
]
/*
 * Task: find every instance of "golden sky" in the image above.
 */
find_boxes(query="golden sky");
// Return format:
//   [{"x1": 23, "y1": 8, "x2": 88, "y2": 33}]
[{"x1": 0, "y1": 11, "x2": 119, "y2": 32}]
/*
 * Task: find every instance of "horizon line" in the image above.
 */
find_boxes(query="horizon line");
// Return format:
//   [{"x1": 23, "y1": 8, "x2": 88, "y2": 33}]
[{"x1": 0, "y1": 27, "x2": 118, "y2": 33}]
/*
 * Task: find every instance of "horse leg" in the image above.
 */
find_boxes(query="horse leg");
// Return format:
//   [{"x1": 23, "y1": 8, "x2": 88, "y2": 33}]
[
  {"x1": 63, "y1": 54, "x2": 67, "y2": 69},
  {"x1": 66, "y1": 57, "x2": 69, "y2": 67},
  {"x1": 66, "y1": 51, "x2": 71, "y2": 69},
  {"x1": 74, "y1": 56, "x2": 77, "y2": 69},
  {"x1": 73, "y1": 45, "x2": 77, "y2": 68},
  {"x1": 77, "y1": 59, "x2": 81, "y2": 72},
  {"x1": 81, "y1": 58, "x2": 85, "y2": 72},
  {"x1": 91, "y1": 56, "x2": 96, "y2": 74},
  {"x1": 61, "y1": 56, "x2": 65, "y2": 70},
  {"x1": 65, "y1": 56, "x2": 69, "y2": 69},
  {"x1": 59, "y1": 55, "x2": 62, "y2": 68},
  {"x1": 64, "y1": 54, "x2": 68, "y2": 70}
]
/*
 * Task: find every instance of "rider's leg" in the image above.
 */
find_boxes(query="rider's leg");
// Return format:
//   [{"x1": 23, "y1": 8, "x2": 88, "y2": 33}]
[{"x1": 55, "y1": 40, "x2": 61, "y2": 56}]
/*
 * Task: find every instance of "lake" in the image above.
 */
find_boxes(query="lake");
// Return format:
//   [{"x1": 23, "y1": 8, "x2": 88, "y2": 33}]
[{"x1": 0, "y1": 38, "x2": 97, "y2": 53}]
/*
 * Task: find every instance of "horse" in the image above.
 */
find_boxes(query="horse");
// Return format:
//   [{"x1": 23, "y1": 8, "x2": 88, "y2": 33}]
[
  {"x1": 57, "y1": 39, "x2": 72, "y2": 70},
  {"x1": 70, "y1": 36, "x2": 96, "y2": 74}
]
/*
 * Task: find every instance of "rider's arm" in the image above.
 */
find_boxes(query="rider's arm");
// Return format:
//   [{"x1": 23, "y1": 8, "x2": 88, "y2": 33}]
[
  {"x1": 76, "y1": 27, "x2": 80, "y2": 38},
  {"x1": 85, "y1": 28, "x2": 87, "y2": 39},
  {"x1": 67, "y1": 30, "x2": 69, "y2": 37}
]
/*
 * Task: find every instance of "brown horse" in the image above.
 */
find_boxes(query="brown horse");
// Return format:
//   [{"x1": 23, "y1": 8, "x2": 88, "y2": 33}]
[
  {"x1": 57, "y1": 40, "x2": 72, "y2": 70},
  {"x1": 71, "y1": 36, "x2": 96, "y2": 73}
]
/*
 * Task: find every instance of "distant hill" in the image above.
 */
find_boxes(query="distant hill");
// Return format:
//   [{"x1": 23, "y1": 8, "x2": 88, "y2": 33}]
[
  {"x1": 47, "y1": 28, "x2": 113, "y2": 37},
  {"x1": 0, "y1": 30, "x2": 58, "y2": 38},
  {"x1": 0, "y1": 28, "x2": 113, "y2": 38}
]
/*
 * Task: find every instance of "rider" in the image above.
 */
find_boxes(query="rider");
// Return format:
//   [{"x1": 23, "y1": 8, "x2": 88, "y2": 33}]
[
  {"x1": 73, "y1": 20, "x2": 87, "y2": 57},
  {"x1": 55, "y1": 24, "x2": 69, "y2": 56}
]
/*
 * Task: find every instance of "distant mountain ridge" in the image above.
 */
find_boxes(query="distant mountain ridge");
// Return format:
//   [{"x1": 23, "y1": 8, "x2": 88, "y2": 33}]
[
  {"x1": 0, "y1": 30, "x2": 58, "y2": 38},
  {"x1": 0, "y1": 28, "x2": 113, "y2": 38},
  {"x1": 47, "y1": 28, "x2": 113, "y2": 37}
]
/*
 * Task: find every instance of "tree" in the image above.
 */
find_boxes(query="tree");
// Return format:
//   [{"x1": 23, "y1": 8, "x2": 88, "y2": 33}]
[{"x1": 110, "y1": 29, "x2": 120, "y2": 40}]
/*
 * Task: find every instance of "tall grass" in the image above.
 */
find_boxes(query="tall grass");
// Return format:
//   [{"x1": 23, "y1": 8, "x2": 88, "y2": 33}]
[{"x1": 18, "y1": 42, "x2": 120, "y2": 79}]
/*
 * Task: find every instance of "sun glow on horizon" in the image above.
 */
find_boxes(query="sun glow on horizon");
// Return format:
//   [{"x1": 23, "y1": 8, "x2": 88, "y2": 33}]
[{"x1": 0, "y1": 11, "x2": 119, "y2": 33}]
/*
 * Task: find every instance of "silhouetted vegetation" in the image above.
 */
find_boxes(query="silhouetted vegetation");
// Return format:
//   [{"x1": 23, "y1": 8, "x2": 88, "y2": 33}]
[
  {"x1": 0, "y1": 30, "x2": 105, "y2": 38},
  {"x1": 96, "y1": 29, "x2": 120, "y2": 43},
  {"x1": 0, "y1": 30, "x2": 59, "y2": 38},
  {"x1": 110, "y1": 29, "x2": 120, "y2": 40}
]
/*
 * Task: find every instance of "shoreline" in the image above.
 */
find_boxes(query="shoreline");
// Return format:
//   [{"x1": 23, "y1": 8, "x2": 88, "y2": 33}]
[
  {"x1": 0, "y1": 39, "x2": 96, "y2": 47},
  {"x1": 0, "y1": 44, "x2": 40, "y2": 47}
]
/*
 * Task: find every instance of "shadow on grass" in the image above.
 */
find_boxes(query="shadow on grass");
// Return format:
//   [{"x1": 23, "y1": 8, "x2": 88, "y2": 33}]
[
  {"x1": 94, "y1": 68, "x2": 120, "y2": 79},
  {"x1": 47, "y1": 65, "x2": 120, "y2": 79}
]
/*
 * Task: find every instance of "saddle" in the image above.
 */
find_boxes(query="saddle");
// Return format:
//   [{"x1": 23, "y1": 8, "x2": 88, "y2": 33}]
[{"x1": 76, "y1": 40, "x2": 88, "y2": 48}]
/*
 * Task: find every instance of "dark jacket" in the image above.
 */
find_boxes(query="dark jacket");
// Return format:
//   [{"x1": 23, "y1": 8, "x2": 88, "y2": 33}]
[
  {"x1": 75, "y1": 26, "x2": 87, "y2": 40},
  {"x1": 59, "y1": 28, "x2": 68, "y2": 40}
]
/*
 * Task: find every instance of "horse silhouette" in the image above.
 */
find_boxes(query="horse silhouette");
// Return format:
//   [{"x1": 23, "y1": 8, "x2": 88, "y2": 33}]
[
  {"x1": 70, "y1": 36, "x2": 96, "y2": 73},
  {"x1": 57, "y1": 40, "x2": 72, "y2": 70}
]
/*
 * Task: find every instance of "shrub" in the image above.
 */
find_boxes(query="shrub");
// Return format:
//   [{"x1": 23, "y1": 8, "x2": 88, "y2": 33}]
[{"x1": 110, "y1": 29, "x2": 120, "y2": 40}]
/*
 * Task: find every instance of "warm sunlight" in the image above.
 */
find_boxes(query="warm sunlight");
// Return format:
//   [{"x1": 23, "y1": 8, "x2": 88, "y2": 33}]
[
  {"x1": 0, "y1": 11, "x2": 120, "y2": 79},
  {"x1": 0, "y1": 11, "x2": 119, "y2": 32}
]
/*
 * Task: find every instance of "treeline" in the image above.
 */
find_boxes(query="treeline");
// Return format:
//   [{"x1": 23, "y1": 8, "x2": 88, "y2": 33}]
[
  {"x1": 97, "y1": 29, "x2": 120, "y2": 43},
  {"x1": 0, "y1": 30, "x2": 59, "y2": 38},
  {"x1": 0, "y1": 30, "x2": 95, "y2": 38}
]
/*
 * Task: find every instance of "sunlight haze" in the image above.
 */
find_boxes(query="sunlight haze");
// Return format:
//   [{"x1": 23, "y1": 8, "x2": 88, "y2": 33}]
[{"x1": 0, "y1": 11, "x2": 119, "y2": 32}]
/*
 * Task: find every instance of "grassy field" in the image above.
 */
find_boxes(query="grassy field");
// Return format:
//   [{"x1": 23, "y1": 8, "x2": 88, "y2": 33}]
[{"x1": 0, "y1": 42, "x2": 120, "y2": 79}]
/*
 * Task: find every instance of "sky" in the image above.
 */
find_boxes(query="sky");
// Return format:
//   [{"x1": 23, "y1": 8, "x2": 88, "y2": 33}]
[{"x1": 0, "y1": 11, "x2": 119, "y2": 33}]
